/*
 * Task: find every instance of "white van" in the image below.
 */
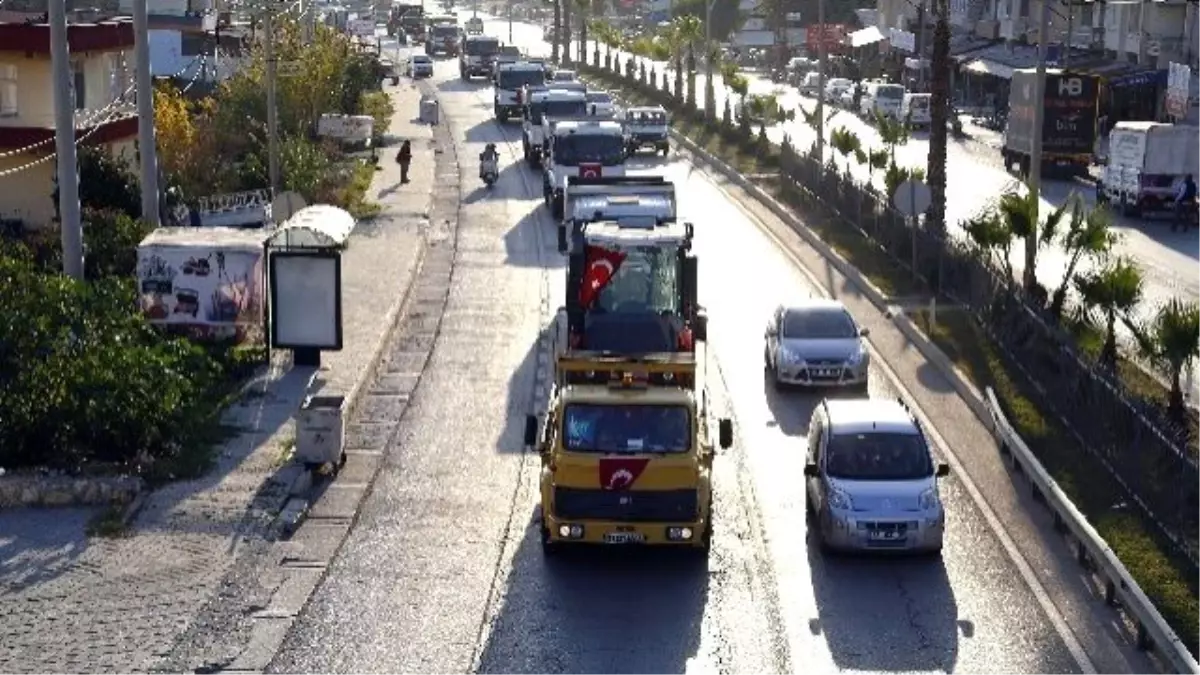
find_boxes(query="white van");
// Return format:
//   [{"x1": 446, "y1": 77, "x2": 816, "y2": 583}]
[
  {"x1": 859, "y1": 82, "x2": 905, "y2": 122},
  {"x1": 901, "y1": 93, "x2": 931, "y2": 128},
  {"x1": 1098, "y1": 121, "x2": 1200, "y2": 216},
  {"x1": 799, "y1": 72, "x2": 822, "y2": 97}
]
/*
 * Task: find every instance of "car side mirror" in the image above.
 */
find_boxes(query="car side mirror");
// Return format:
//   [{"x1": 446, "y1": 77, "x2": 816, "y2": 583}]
[
  {"x1": 717, "y1": 418, "x2": 733, "y2": 449},
  {"x1": 803, "y1": 464, "x2": 820, "y2": 477},
  {"x1": 936, "y1": 463, "x2": 950, "y2": 477},
  {"x1": 859, "y1": 327, "x2": 870, "y2": 337},
  {"x1": 523, "y1": 414, "x2": 538, "y2": 447}
]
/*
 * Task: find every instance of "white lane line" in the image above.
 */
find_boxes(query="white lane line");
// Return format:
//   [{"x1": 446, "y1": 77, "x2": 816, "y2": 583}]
[{"x1": 689, "y1": 159, "x2": 1099, "y2": 675}]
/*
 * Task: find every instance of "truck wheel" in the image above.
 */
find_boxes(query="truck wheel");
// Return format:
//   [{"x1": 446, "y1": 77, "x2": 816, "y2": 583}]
[
  {"x1": 540, "y1": 524, "x2": 560, "y2": 556},
  {"x1": 661, "y1": 145, "x2": 669, "y2": 157},
  {"x1": 1121, "y1": 197, "x2": 1140, "y2": 217},
  {"x1": 557, "y1": 224, "x2": 568, "y2": 253},
  {"x1": 552, "y1": 191, "x2": 565, "y2": 219},
  {"x1": 498, "y1": 110, "x2": 508, "y2": 123}
]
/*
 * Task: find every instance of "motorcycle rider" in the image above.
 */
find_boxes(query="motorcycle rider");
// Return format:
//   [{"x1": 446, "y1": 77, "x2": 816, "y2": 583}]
[{"x1": 479, "y1": 142, "x2": 499, "y2": 181}]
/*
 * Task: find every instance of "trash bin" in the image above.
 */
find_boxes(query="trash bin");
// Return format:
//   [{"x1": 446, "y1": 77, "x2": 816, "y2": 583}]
[
  {"x1": 420, "y1": 97, "x2": 440, "y2": 125},
  {"x1": 295, "y1": 395, "x2": 345, "y2": 466}
]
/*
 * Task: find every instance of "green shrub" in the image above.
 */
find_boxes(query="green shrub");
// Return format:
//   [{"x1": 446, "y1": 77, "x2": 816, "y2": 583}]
[{"x1": 0, "y1": 245, "x2": 225, "y2": 472}]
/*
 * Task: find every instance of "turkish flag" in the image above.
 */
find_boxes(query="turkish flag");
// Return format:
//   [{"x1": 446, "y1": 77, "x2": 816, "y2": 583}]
[
  {"x1": 580, "y1": 163, "x2": 602, "y2": 179},
  {"x1": 579, "y1": 246, "x2": 625, "y2": 308},
  {"x1": 599, "y1": 457, "x2": 650, "y2": 491}
]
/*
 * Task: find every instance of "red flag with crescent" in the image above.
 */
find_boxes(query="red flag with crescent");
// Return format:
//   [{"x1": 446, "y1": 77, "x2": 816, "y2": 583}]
[
  {"x1": 580, "y1": 245, "x2": 625, "y2": 308},
  {"x1": 580, "y1": 163, "x2": 602, "y2": 179},
  {"x1": 599, "y1": 457, "x2": 650, "y2": 491}
]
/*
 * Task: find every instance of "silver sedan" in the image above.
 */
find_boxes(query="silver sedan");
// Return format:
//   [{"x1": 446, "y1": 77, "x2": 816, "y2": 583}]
[{"x1": 763, "y1": 300, "x2": 870, "y2": 390}]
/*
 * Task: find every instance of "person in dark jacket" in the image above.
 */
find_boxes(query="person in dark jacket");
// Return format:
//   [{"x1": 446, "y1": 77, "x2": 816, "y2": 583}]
[{"x1": 397, "y1": 140, "x2": 412, "y2": 183}]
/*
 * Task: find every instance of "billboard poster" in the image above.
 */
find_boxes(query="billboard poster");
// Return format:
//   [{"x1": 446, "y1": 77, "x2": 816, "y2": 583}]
[{"x1": 137, "y1": 237, "x2": 265, "y2": 341}]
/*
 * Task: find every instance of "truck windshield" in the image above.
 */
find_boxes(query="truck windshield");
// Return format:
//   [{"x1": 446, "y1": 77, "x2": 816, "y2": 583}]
[
  {"x1": 465, "y1": 38, "x2": 499, "y2": 55},
  {"x1": 563, "y1": 404, "x2": 691, "y2": 453},
  {"x1": 876, "y1": 85, "x2": 905, "y2": 100},
  {"x1": 529, "y1": 99, "x2": 586, "y2": 124},
  {"x1": 597, "y1": 246, "x2": 680, "y2": 315},
  {"x1": 627, "y1": 111, "x2": 667, "y2": 126},
  {"x1": 553, "y1": 133, "x2": 625, "y2": 166},
  {"x1": 431, "y1": 24, "x2": 458, "y2": 38},
  {"x1": 498, "y1": 69, "x2": 544, "y2": 89}
]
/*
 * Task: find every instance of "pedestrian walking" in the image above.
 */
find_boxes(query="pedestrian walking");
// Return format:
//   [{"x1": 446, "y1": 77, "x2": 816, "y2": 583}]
[
  {"x1": 397, "y1": 140, "x2": 412, "y2": 184},
  {"x1": 1171, "y1": 173, "x2": 1196, "y2": 232}
]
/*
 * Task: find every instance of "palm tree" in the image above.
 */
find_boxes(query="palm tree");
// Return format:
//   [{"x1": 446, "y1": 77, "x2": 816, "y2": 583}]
[
  {"x1": 875, "y1": 113, "x2": 910, "y2": 163},
  {"x1": 1048, "y1": 200, "x2": 1118, "y2": 319},
  {"x1": 575, "y1": 0, "x2": 593, "y2": 67},
  {"x1": 1132, "y1": 300, "x2": 1200, "y2": 420},
  {"x1": 962, "y1": 205, "x2": 1016, "y2": 281},
  {"x1": 926, "y1": 0, "x2": 951, "y2": 234},
  {"x1": 995, "y1": 186, "x2": 1067, "y2": 294},
  {"x1": 829, "y1": 127, "x2": 861, "y2": 176},
  {"x1": 598, "y1": 21, "x2": 620, "y2": 70},
  {"x1": 673, "y1": 15, "x2": 703, "y2": 110},
  {"x1": 704, "y1": 43, "x2": 720, "y2": 120},
  {"x1": 1074, "y1": 256, "x2": 1145, "y2": 370}
]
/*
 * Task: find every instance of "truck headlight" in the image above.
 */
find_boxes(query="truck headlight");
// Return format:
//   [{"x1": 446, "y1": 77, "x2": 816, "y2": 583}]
[
  {"x1": 846, "y1": 344, "x2": 866, "y2": 366},
  {"x1": 558, "y1": 524, "x2": 584, "y2": 539},
  {"x1": 667, "y1": 527, "x2": 693, "y2": 540}
]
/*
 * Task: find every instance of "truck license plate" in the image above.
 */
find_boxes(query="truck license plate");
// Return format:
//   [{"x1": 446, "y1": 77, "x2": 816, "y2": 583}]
[
  {"x1": 869, "y1": 530, "x2": 902, "y2": 541},
  {"x1": 603, "y1": 532, "x2": 645, "y2": 544}
]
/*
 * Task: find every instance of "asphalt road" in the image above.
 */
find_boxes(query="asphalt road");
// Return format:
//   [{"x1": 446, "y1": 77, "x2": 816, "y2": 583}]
[{"x1": 263, "y1": 22, "x2": 1122, "y2": 673}]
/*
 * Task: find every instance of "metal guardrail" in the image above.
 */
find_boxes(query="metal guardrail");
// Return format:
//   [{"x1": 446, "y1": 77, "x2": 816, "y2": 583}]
[
  {"x1": 984, "y1": 386, "x2": 1200, "y2": 675},
  {"x1": 581, "y1": 64, "x2": 1200, "y2": 674}
]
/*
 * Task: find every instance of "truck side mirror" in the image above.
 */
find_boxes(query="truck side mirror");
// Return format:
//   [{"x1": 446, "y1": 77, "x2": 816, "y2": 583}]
[
  {"x1": 803, "y1": 464, "x2": 820, "y2": 477},
  {"x1": 859, "y1": 327, "x2": 870, "y2": 337},
  {"x1": 936, "y1": 463, "x2": 950, "y2": 477},
  {"x1": 718, "y1": 418, "x2": 733, "y2": 449},
  {"x1": 523, "y1": 414, "x2": 538, "y2": 447},
  {"x1": 681, "y1": 253, "x2": 698, "y2": 316}
]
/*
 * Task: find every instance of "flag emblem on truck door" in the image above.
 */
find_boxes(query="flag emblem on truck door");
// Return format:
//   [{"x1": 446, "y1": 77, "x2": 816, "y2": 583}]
[
  {"x1": 599, "y1": 458, "x2": 650, "y2": 491},
  {"x1": 580, "y1": 163, "x2": 602, "y2": 179}
]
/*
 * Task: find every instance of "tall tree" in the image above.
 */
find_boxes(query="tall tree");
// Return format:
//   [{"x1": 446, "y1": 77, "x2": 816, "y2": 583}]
[{"x1": 926, "y1": 0, "x2": 951, "y2": 233}]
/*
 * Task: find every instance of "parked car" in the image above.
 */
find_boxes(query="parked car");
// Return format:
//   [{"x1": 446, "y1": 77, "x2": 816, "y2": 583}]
[{"x1": 798, "y1": 72, "x2": 822, "y2": 97}]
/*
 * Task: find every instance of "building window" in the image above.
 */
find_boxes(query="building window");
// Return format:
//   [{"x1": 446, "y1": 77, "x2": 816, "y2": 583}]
[
  {"x1": 109, "y1": 51, "x2": 130, "y2": 101},
  {"x1": 0, "y1": 64, "x2": 16, "y2": 117},
  {"x1": 72, "y1": 61, "x2": 86, "y2": 111}
]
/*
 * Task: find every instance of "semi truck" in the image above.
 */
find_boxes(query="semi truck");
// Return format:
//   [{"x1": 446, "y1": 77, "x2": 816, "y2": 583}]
[{"x1": 1001, "y1": 68, "x2": 1100, "y2": 178}]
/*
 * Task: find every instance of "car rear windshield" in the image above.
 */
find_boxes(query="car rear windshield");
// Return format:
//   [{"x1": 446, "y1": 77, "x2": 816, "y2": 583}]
[
  {"x1": 431, "y1": 24, "x2": 457, "y2": 38},
  {"x1": 563, "y1": 404, "x2": 691, "y2": 453},
  {"x1": 782, "y1": 308, "x2": 856, "y2": 339},
  {"x1": 825, "y1": 432, "x2": 933, "y2": 480},
  {"x1": 529, "y1": 98, "x2": 587, "y2": 123},
  {"x1": 587, "y1": 92, "x2": 612, "y2": 103}
]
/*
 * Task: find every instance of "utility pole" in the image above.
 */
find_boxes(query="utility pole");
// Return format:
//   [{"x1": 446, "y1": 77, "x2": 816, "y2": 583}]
[
  {"x1": 49, "y1": 0, "x2": 84, "y2": 280},
  {"x1": 704, "y1": 0, "x2": 715, "y2": 119},
  {"x1": 1063, "y1": 0, "x2": 1072, "y2": 67},
  {"x1": 264, "y1": 9, "x2": 282, "y2": 196},
  {"x1": 508, "y1": 0, "x2": 513, "y2": 43},
  {"x1": 1026, "y1": 0, "x2": 1051, "y2": 290},
  {"x1": 815, "y1": 0, "x2": 827, "y2": 164},
  {"x1": 915, "y1": 0, "x2": 926, "y2": 90},
  {"x1": 133, "y1": 0, "x2": 160, "y2": 227}
]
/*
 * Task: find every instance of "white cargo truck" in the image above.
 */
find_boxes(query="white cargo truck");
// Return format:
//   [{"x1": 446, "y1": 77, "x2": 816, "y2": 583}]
[{"x1": 1098, "y1": 122, "x2": 1200, "y2": 216}]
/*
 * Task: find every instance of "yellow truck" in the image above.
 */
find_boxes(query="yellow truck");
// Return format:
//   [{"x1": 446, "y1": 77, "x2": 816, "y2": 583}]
[{"x1": 524, "y1": 352, "x2": 732, "y2": 554}]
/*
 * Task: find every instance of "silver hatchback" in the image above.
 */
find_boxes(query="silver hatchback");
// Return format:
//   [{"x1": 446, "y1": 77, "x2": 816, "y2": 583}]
[
  {"x1": 764, "y1": 300, "x2": 870, "y2": 390},
  {"x1": 804, "y1": 398, "x2": 949, "y2": 554}
]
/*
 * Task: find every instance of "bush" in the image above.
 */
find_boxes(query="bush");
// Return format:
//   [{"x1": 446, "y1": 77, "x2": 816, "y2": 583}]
[{"x1": 0, "y1": 245, "x2": 225, "y2": 472}]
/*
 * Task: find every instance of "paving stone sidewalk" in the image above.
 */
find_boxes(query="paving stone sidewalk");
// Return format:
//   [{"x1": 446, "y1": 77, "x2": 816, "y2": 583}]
[{"x1": 0, "y1": 80, "x2": 434, "y2": 674}]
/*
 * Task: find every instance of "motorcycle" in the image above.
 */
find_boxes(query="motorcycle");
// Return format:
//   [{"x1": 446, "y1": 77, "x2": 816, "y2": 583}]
[{"x1": 480, "y1": 156, "x2": 498, "y2": 189}]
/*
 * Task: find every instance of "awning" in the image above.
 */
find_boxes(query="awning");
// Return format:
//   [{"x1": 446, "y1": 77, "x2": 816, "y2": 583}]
[
  {"x1": 1108, "y1": 68, "x2": 1166, "y2": 89},
  {"x1": 849, "y1": 25, "x2": 885, "y2": 48},
  {"x1": 266, "y1": 205, "x2": 355, "y2": 249},
  {"x1": 964, "y1": 58, "x2": 1014, "y2": 80}
]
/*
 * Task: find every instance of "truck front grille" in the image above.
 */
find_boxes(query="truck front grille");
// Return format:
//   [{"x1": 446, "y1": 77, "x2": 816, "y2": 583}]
[{"x1": 553, "y1": 487, "x2": 698, "y2": 522}]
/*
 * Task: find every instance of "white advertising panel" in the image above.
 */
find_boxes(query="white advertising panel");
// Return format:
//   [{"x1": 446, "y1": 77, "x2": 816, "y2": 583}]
[
  {"x1": 270, "y1": 253, "x2": 342, "y2": 350},
  {"x1": 317, "y1": 114, "x2": 374, "y2": 142},
  {"x1": 136, "y1": 229, "x2": 265, "y2": 340}
]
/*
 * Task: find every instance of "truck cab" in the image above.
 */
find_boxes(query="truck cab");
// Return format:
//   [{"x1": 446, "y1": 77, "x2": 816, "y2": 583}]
[
  {"x1": 558, "y1": 175, "x2": 676, "y2": 253},
  {"x1": 525, "y1": 354, "x2": 733, "y2": 554},
  {"x1": 542, "y1": 119, "x2": 628, "y2": 219},
  {"x1": 459, "y1": 34, "x2": 500, "y2": 79},
  {"x1": 465, "y1": 16, "x2": 484, "y2": 34},
  {"x1": 494, "y1": 62, "x2": 546, "y2": 122},
  {"x1": 425, "y1": 19, "x2": 460, "y2": 56},
  {"x1": 521, "y1": 87, "x2": 588, "y2": 167}
]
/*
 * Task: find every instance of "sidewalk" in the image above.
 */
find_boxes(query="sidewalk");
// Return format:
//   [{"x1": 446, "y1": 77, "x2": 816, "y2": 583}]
[{"x1": 0, "y1": 81, "x2": 433, "y2": 674}]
